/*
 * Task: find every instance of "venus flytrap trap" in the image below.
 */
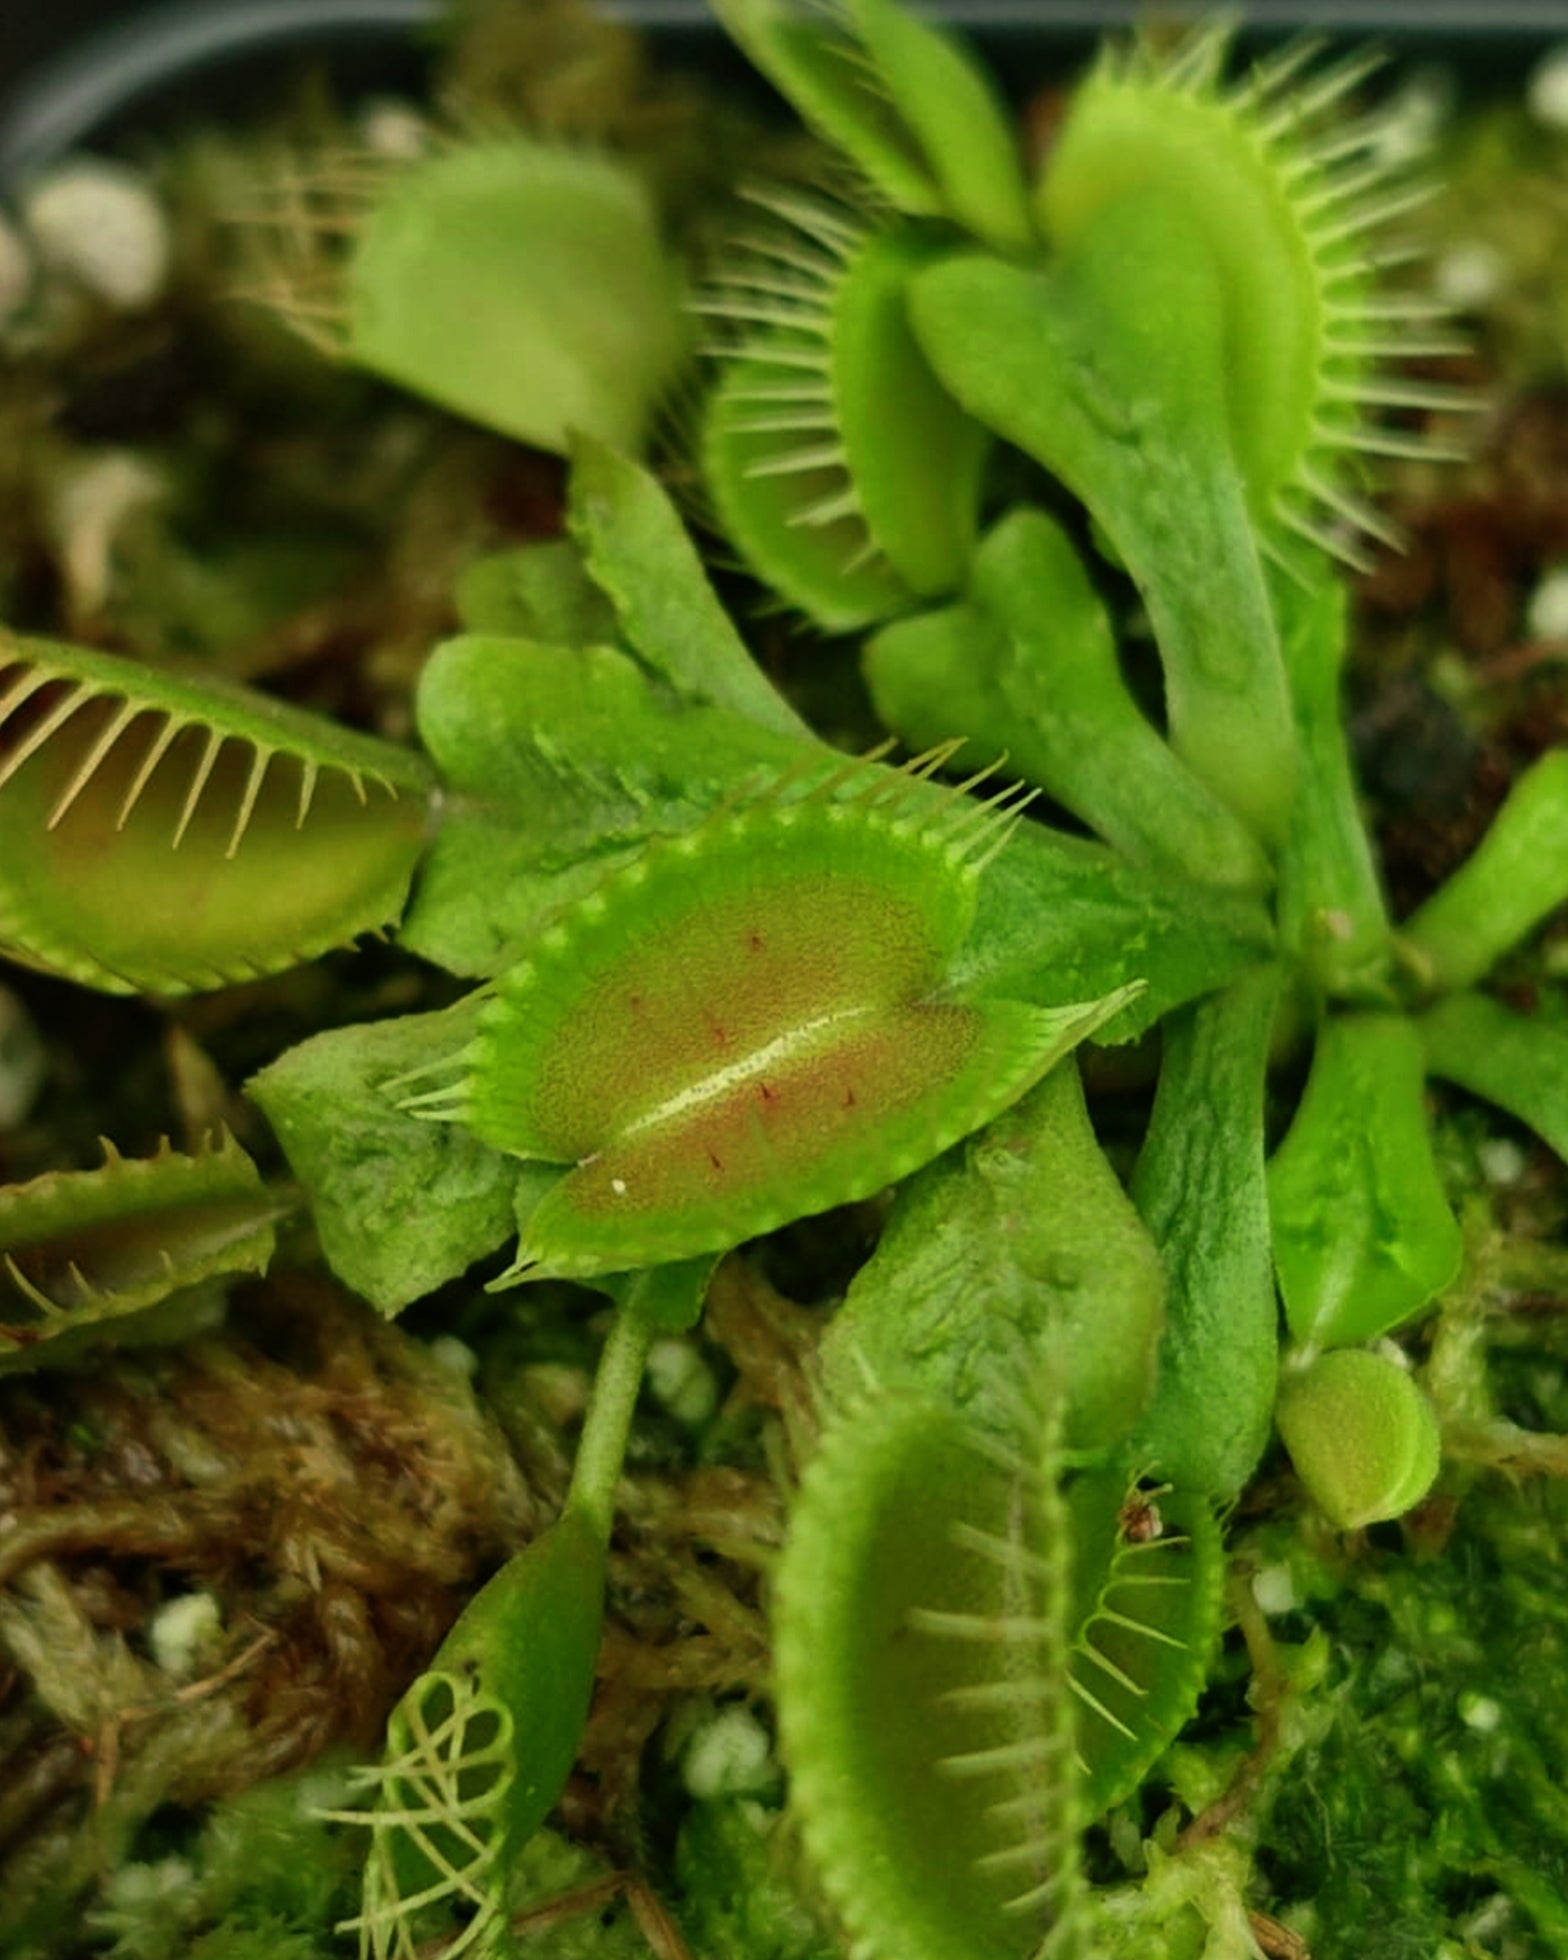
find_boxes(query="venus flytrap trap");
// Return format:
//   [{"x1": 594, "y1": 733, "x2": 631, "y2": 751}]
[
  {"x1": 332, "y1": 1508, "x2": 607, "y2": 1960},
  {"x1": 402, "y1": 750, "x2": 1136, "y2": 1282},
  {"x1": 698, "y1": 198, "x2": 990, "y2": 629},
  {"x1": 709, "y1": 0, "x2": 1032, "y2": 249},
  {"x1": 1274, "y1": 1347, "x2": 1442, "y2": 1530},
  {"x1": 774, "y1": 1382, "x2": 1091, "y2": 1960},
  {"x1": 0, "y1": 633, "x2": 433, "y2": 992},
  {"x1": 240, "y1": 137, "x2": 686, "y2": 456},
  {"x1": 693, "y1": 0, "x2": 1037, "y2": 632},
  {"x1": 0, "y1": 1131, "x2": 282, "y2": 1372},
  {"x1": 330, "y1": 1259, "x2": 708, "y2": 1960}
]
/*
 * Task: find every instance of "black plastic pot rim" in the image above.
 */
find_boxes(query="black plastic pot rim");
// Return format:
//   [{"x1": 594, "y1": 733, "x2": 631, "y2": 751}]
[{"x1": 3, "y1": 0, "x2": 1567, "y2": 192}]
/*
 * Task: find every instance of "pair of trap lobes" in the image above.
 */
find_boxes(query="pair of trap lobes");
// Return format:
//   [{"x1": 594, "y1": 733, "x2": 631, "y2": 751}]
[
  {"x1": 0, "y1": 639, "x2": 430, "y2": 995},
  {"x1": 404, "y1": 749, "x2": 1132, "y2": 1283}
]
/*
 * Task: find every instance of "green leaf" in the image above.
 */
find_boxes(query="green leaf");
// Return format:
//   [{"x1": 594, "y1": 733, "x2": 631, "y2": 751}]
[
  {"x1": 565, "y1": 434, "x2": 809, "y2": 738},
  {"x1": 1419, "y1": 990, "x2": 1568, "y2": 1167},
  {"x1": 1268, "y1": 1014, "x2": 1462, "y2": 1350},
  {"x1": 348, "y1": 141, "x2": 686, "y2": 453},
  {"x1": 1128, "y1": 963, "x2": 1282, "y2": 1496},
  {"x1": 849, "y1": 0, "x2": 1032, "y2": 250},
  {"x1": 454, "y1": 540, "x2": 618, "y2": 645},
  {"x1": 910, "y1": 204, "x2": 1297, "y2": 849},
  {"x1": 866, "y1": 509, "x2": 1272, "y2": 891},
  {"x1": 403, "y1": 634, "x2": 807, "y2": 975},
  {"x1": 248, "y1": 1000, "x2": 518, "y2": 1314},
  {"x1": 0, "y1": 634, "x2": 432, "y2": 995},
  {"x1": 820, "y1": 1057, "x2": 1166, "y2": 1455},
  {"x1": 591, "y1": 1253, "x2": 718, "y2": 1336},
  {"x1": 953, "y1": 821, "x2": 1276, "y2": 1045},
  {"x1": 1402, "y1": 751, "x2": 1568, "y2": 993},
  {"x1": 708, "y1": 0, "x2": 942, "y2": 216},
  {"x1": 0, "y1": 1131, "x2": 279, "y2": 1374}
]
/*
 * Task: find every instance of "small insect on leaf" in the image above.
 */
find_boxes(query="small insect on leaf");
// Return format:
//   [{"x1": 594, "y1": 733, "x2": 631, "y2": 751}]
[
  {"x1": 411, "y1": 750, "x2": 1140, "y2": 1281},
  {"x1": 0, "y1": 635, "x2": 434, "y2": 994},
  {"x1": 0, "y1": 1131, "x2": 282, "y2": 1374},
  {"x1": 1063, "y1": 1471, "x2": 1224, "y2": 1818}
]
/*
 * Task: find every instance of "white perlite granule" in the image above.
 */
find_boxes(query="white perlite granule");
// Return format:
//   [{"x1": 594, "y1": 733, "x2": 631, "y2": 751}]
[{"x1": 23, "y1": 159, "x2": 170, "y2": 310}]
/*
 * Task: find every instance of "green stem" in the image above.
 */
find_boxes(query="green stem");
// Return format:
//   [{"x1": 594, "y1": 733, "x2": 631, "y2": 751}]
[
  {"x1": 566, "y1": 1300, "x2": 656, "y2": 1546},
  {"x1": 1402, "y1": 751, "x2": 1568, "y2": 993}
]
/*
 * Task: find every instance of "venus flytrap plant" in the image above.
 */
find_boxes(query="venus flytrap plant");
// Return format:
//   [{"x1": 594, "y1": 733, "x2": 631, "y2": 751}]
[
  {"x1": 903, "y1": 27, "x2": 1475, "y2": 848},
  {"x1": 779, "y1": 1053, "x2": 1227, "y2": 1948},
  {"x1": 908, "y1": 188, "x2": 1300, "y2": 848},
  {"x1": 11, "y1": 7, "x2": 1568, "y2": 1951}
]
